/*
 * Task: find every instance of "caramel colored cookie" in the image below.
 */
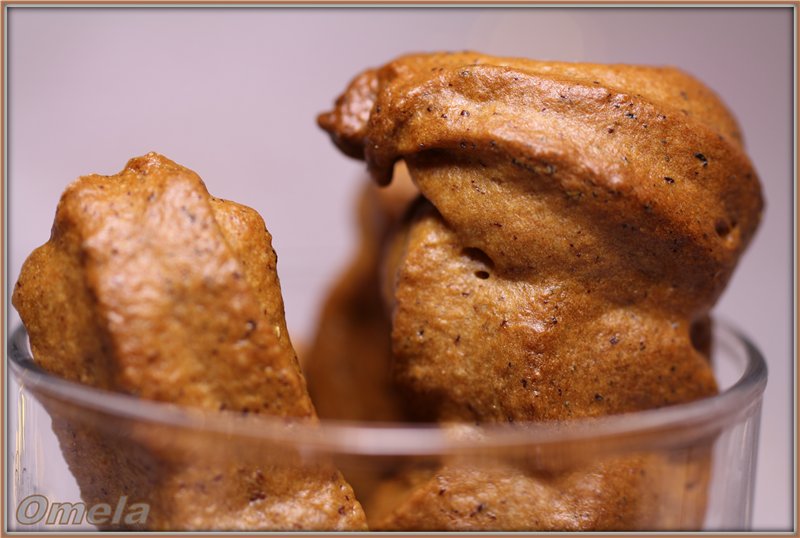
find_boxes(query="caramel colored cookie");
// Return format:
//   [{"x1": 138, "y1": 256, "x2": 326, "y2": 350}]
[
  {"x1": 368, "y1": 451, "x2": 710, "y2": 531},
  {"x1": 305, "y1": 162, "x2": 416, "y2": 422},
  {"x1": 319, "y1": 52, "x2": 762, "y2": 530},
  {"x1": 388, "y1": 202, "x2": 719, "y2": 423},
  {"x1": 13, "y1": 153, "x2": 366, "y2": 530}
]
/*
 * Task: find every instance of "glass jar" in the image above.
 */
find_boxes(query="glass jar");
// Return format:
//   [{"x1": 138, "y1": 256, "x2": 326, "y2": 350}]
[{"x1": 7, "y1": 321, "x2": 766, "y2": 531}]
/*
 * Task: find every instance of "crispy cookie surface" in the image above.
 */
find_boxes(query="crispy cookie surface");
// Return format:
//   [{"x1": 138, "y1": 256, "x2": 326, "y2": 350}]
[
  {"x1": 319, "y1": 52, "x2": 763, "y2": 530},
  {"x1": 13, "y1": 153, "x2": 366, "y2": 530}
]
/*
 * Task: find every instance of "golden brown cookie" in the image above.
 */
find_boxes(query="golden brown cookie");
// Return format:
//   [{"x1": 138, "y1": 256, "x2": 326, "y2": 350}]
[
  {"x1": 368, "y1": 451, "x2": 710, "y2": 531},
  {"x1": 386, "y1": 201, "x2": 721, "y2": 422},
  {"x1": 304, "y1": 162, "x2": 416, "y2": 422},
  {"x1": 319, "y1": 52, "x2": 763, "y2": 530},
  {"x1": 13, "y1": 153, "x2": 367, "y2": 530}
]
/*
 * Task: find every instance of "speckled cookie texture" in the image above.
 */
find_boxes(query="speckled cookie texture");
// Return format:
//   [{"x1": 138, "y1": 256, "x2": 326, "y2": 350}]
[
  {"x1": 367, "y1": 451, "x2": 710, "y2": 531},
  {"x1": 13, "y1": 153, "x2": 367, "y2": 530},
  {"x1": 318, "y1": 52, "x2": 763, "y2": 529}
]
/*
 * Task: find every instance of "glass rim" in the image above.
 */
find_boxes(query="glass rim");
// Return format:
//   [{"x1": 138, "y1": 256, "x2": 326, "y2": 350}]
[{"x1": 8, "y1": 320, "x2": 767, "y2": 457}]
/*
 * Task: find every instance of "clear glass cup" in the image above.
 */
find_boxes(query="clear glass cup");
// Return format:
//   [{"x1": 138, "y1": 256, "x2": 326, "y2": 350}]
[{"x1": 7, "y1": 320, "x2": 766, "y2": 531}]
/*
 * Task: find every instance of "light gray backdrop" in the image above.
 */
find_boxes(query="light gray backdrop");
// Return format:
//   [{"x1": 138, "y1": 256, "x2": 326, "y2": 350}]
[{"x1": 7, "y1": 7, "x2": 793, "y2": 530}]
